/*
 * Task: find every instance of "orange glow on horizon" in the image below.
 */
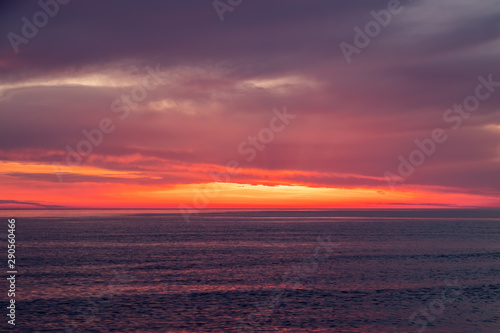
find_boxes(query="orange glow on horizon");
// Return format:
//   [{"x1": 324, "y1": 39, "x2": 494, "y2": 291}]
[{"x1": 1, "y1": 161, "x2": 498, "y2": 209}]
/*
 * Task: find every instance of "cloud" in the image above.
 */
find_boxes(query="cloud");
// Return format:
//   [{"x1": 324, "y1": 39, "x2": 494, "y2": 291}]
[{"x1": 0, "y1": 199, "x2": 65, "y2": 209}]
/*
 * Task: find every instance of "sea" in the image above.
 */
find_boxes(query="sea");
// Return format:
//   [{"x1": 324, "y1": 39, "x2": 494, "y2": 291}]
[{"x1": 2, "y1": 209, "x2": 500, "y2": 332}]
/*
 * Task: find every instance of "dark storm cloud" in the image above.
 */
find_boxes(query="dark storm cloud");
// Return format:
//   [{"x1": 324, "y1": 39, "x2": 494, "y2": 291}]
[{"x1": 0, "y1": 0, "x2": 410, "y2": 79}]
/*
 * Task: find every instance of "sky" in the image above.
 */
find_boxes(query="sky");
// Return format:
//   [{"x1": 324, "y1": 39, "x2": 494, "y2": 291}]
[{"x1": 0, "y1": 0, "x2": 499, "y2": 209}]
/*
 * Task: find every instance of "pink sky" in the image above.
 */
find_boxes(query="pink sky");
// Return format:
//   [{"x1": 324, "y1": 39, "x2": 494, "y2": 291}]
[{"x1": 0, "y1": 0, "x2": 499, "y2": 209}]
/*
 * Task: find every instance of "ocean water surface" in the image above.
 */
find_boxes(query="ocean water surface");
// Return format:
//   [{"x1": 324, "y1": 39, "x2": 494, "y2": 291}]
[{"x1": 3, "y1": 209, "x2": 500, "y2": 332}]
